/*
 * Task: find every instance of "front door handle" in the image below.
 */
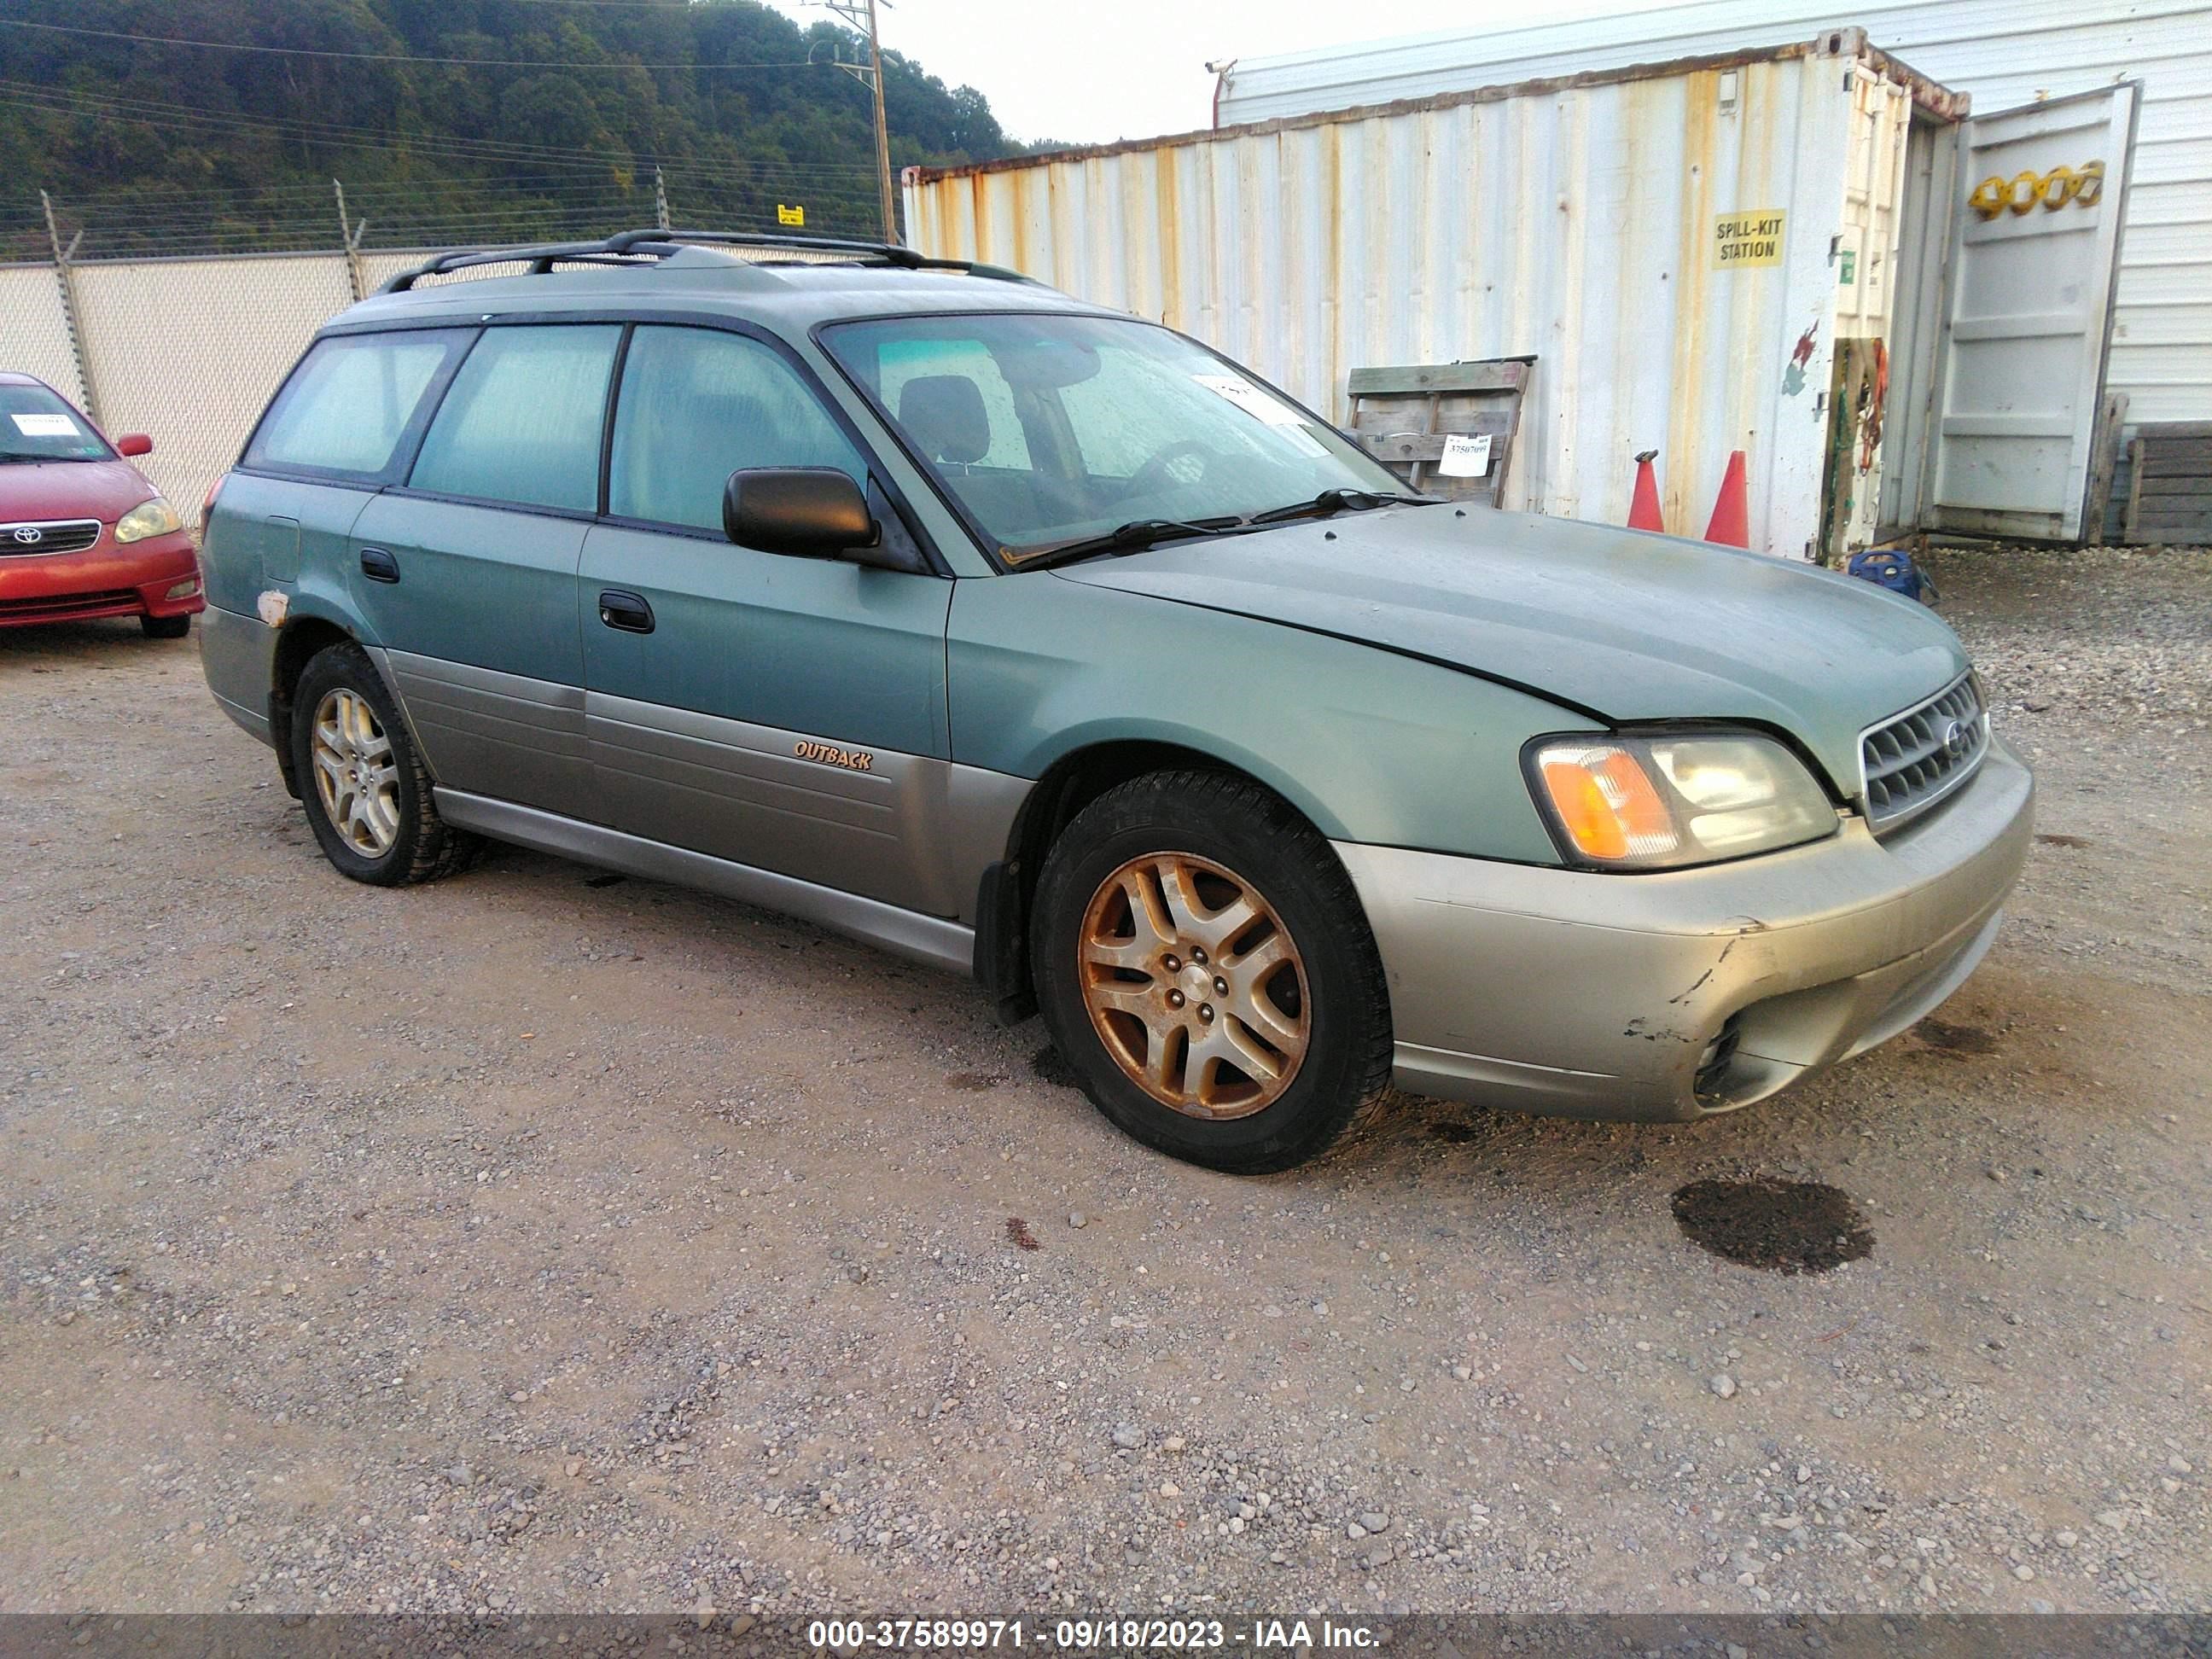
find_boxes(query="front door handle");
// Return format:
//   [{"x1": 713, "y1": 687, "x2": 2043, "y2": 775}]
[
  {"x1": 358, "y1": 546, "x2": 399, "y2": 584},
  {"x1": 597, "y1": 589, "x2": 655, "y2": 634}
]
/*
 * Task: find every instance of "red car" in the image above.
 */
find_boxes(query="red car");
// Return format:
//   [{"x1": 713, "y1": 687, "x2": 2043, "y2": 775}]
[{"x1": 1, "y1": 371, "x2": 201, "y2": 637}]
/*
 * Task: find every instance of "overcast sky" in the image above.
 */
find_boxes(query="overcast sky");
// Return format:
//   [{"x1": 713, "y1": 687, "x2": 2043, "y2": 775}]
[{"x1": 761, "y1": 0, "x2": 1664, "y2": 147}]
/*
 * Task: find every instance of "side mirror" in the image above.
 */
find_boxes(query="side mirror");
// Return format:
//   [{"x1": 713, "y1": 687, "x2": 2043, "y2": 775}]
[
  {"x1": 724, "y1": 468, "x2": 876, "y2": 559},
  {"x1": 117, "y1": 433, "x2": 154, "y2": 457}
]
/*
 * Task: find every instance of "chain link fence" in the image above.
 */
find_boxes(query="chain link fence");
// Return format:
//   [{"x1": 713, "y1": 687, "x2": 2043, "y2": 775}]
[
  {"x1": 0, "y1": 182, "x2": 879, "y2": 517},
  {"x1": 3, "y1": 246, "x2": 370, "y2": 519}
]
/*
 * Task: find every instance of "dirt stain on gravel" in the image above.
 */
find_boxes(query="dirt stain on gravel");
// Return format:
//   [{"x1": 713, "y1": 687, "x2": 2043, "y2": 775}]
[
  {"x1": 1670, "y1": 1178, "x2": 1875, "y2": 1274},
  {"x1": 2036, "y1": 833, "x2": 2093, "y2": 849},
  {"x1": 1918, "y1": 1018, "x2": 2000, "y2": 1054},
  {"x1": 943, "y1": 1071, "x2": 1004, "y2": 1091}
]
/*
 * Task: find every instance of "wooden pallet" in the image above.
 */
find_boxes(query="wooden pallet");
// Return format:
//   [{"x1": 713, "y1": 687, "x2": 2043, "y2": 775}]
[
  {"x1": 2122, "y1": 421, "x2": 2212, "y2": 546},
  {"x1": 1345, "y1": 358, "x2": 1534, "y2": 506}
]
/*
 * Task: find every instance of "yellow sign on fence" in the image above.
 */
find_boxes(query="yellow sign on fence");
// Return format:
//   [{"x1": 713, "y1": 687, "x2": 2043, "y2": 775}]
[
  {"x1": 777, "y1": 203, "x2": 806, "y2": 227},
  {"x1": 1714, "y1": 209, "x2": 1785, "y2": 268}
]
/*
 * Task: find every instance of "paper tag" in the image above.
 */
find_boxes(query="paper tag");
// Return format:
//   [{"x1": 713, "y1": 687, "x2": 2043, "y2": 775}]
[
  {"x1": 1192, "y1": 375, "x2": 1329, "y2": 455},
  {"x1": 10, "y1": 412, "x2": 79, "y2": 437},
  {"x1": 1194, "y1": 373, "x2": 1298, "y2": 423},
  {"x1": 1438, "y1": 434, "x2": 1493, "y2": 478}
]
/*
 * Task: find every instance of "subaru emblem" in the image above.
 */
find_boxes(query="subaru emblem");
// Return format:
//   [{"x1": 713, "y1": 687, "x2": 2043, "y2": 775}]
[{"x1": 11, "y1": 527, "x2": 41, "y2": 545}]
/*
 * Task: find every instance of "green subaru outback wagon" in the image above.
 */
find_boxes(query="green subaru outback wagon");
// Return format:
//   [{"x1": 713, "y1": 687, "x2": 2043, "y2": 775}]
[{"x1": 201, "y1": 230, "x2": 2033, "y2": 1173}]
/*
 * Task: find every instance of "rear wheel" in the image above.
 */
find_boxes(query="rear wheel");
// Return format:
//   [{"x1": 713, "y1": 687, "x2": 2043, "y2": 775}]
[
  {"x1": 289, "y1": 642, "x2": 477, "y2": 887},
  {"x1": 1031, "y1": 771, "x2": 1394, "y2": 1172},
  {"x1": 140, "y1": 614, "x2": 189, "y2": 639}
]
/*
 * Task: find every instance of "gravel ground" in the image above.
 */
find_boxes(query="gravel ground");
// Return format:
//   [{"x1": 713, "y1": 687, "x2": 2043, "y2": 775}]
[{"x1": 0, "y1": 544, "x2": 2206, "y2": 1619}]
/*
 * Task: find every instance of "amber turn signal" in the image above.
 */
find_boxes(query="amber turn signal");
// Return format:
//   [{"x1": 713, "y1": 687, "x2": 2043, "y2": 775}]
[{"x1": 1538, "y1": 745, "x2": 1680, "y2": 862}]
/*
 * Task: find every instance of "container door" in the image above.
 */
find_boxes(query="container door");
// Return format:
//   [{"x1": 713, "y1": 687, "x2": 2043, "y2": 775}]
[{"x1": 1923, "y1": 84, "x2": 2138, "y2": 542}]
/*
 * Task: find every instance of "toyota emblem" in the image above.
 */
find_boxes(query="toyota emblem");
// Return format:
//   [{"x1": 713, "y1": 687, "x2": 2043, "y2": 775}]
[{"x1": 11, "y1": 527, "x2": 41, "y2": 545}]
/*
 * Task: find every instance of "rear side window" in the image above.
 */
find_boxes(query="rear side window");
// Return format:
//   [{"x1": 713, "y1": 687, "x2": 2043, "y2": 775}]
[
  {"x1": 410, "y1": 325, "x2": 621, "y2": 512},
  {"x1": 608, "y1": 327, "x2": 866, "y2": 533},
  {"x1": 245, "y1": 330, "x2": 467, "y2": 478}
]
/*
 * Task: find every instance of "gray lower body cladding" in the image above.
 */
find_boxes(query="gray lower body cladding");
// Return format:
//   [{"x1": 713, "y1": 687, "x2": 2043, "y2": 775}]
[{"x1": 208, "y1": 620, "x2": 2033, "y2": 1126}]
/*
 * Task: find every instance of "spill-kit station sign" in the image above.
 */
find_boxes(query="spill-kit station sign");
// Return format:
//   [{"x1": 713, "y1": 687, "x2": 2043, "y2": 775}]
[{"x1": 1714, "y1": 209, "x2": 1786, "y2": 268}]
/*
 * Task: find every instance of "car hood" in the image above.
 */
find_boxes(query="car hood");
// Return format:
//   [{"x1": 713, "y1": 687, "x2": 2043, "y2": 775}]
[
  {"x1": 1051, "y1": 506, "x2": 1970, "y2": 795},
  {"x1": 0, "y1": 457, "x2": 156, "y2": 524}
]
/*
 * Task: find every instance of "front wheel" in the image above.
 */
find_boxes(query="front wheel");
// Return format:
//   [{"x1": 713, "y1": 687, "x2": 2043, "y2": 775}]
[
  {"x1": 1030, "y1": 771, "x2": 1394, "y2": 1172},
  {"x1": 289, "y1": 641, "x2": 477, "y2": 887}
]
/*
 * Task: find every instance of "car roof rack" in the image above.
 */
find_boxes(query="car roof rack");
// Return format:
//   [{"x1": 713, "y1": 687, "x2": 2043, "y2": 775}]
[{"x1": 378, "y1": 228, "x2": 1039, "y2": 294}]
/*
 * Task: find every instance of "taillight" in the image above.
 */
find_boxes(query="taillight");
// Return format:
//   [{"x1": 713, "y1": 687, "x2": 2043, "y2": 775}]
[{"x1": 200, "y1": 472, "x2": 226, "y2": 538}]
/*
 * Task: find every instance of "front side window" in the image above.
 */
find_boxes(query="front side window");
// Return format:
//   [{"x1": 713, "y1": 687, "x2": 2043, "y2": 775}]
[
  {"x1": 0, "y1": 381, "x2": 108, "y2": 463},
  {"x1": 410, "y1": 325, "x2": 621, "y2": 512},
  {"x1": 821, "y1": 313, "x2": 1406, "y2": 562},
  {"x1": 608, "y1": 326, "x2": 865, "y2": 533},
  {"x1": 245, "y1": 330, "x2": 467, "y2": 479}
]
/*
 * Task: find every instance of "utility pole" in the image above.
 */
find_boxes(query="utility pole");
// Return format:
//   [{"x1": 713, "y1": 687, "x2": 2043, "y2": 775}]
[
  {"x1": 654, "y1": 165, "x2": 672, "y2": 232},
  {"x1": 828, "y1": 0, "x2": 898, "y2": 242}
]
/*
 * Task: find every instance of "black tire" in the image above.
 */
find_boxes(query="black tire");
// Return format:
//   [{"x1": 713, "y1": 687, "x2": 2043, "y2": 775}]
[
  {"x1": 289, "y1": 641, "x2": 478, "y2": 888},
  {"x1": 1030, "y1": 770, "x2": 1394, "y2": 1173},
  {"x1": 140, "y1": 614, "x2": 190, "y2": 639}
]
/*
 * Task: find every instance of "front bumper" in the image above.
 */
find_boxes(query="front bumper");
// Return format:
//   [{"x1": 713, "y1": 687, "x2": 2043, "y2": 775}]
[
  {"x1": 0, "y1": 531, "x2": 202, "y2": 626},
  {"x1": 1336, "y1": 738, "x2": 2034, "y2": 1121}
]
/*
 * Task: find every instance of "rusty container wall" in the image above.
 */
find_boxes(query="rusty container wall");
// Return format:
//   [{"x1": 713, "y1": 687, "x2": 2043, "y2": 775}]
[{"x1": 906, "y1": 32, "x2": 1953, "y2": 560}]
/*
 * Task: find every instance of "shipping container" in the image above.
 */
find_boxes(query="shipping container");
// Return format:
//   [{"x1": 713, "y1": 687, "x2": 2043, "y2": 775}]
[
  {"x1": 911, "y1": 33, "x2": 1942, "y2": 557},
  {"x1": 906, "y1": 29, "x2": 2139, "y2": 555},
  {"x1": 1215, "y1": 0, "x2": 2212, "y2": 433}
]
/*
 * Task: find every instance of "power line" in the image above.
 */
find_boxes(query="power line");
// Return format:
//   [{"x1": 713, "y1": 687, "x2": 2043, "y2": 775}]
[
  {"x1": 0, "y1": 18, "x2": 829, "y2": 72},
  {"x1": 0, "y1": 82, "x2": 886, "y2": 183}
]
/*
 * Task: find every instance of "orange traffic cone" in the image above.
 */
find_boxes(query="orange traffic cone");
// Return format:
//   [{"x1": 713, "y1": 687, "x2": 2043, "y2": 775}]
[
  {"x1": 1703, "y1": 450, "x2": 1750, "y2": 548},
  {"x1": 1627, "y1": 449, "x2": 1664, "y2": 532}
]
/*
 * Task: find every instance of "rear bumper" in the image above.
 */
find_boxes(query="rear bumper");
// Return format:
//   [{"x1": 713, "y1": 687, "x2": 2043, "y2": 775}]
[
  {"x1": 1336, "y1": 738, "x2": 2034, "y2": 1121},
  {"x1": 0, "y1": 531, "x2": 202, "y2": 626},
  {"x1": 200, "y1": 601, "x2": 278, "y2": 745}
]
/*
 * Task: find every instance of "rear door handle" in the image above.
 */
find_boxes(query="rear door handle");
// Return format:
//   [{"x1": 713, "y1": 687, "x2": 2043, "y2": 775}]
[
  {"x1": 358, "y1": 546, "x2": 399, "y2": 584},
  {"x1": 597, "y1": 589, "x2": 655, "y2": 634}
]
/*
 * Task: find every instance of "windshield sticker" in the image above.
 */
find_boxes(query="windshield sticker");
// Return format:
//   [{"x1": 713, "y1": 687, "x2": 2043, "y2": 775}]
[
  {"x1": 9, "y1": 412, "x2": 80, "y2": 437},
  {"x1": 1438, "y1": 434, "x2": 1493, "y2": 478},
  {"x1": 1192, "y1": 374, "x2": 1328, "y2": 456}
]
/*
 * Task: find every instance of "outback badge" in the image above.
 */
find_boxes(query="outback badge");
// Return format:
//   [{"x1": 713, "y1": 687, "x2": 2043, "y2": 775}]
[{"x1": 794, "y1": 739, "x2": 873, "y2": 772}]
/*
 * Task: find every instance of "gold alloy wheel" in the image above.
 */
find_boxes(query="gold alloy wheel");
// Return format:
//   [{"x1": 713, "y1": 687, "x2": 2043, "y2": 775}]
[
  {"x1": 310, "y1": 688, "x2": 401, "y2": 858},
  {"x1": 1077, "y1": 853, "x2": 1311, "y2": 1118}
]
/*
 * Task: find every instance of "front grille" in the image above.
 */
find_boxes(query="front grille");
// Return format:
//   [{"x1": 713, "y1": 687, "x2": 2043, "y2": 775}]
[
  {"x1": 1, "y1": 518, "x2": 102, "y2": 556},
  {"x1": 1860, "y1": 672, "x2": 1988, "y2": 833},
  {"x1": 0, "y1": 588, "x2": 139, "y2": 620}
]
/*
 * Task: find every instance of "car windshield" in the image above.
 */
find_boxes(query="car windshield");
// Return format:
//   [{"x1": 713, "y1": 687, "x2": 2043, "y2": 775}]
[
  {"x1": 819, "y1": 313, "x2": 1412, "y2": 562},
  {"x1": 0, "y1": 382, "x2": 110, "y2": 463}
]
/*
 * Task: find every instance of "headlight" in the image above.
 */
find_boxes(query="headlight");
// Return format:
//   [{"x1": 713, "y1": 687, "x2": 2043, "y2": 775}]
[
  {"x1": 114, "y1": 498, "x2": 182, "y2": 544},
  {"x1": 1527, "y1": 731, "x2": 1837, "y2": 869}
]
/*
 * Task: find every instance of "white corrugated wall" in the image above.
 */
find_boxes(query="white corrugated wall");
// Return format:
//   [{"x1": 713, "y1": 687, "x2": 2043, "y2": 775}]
[
  {"x1": 909, "y1": 42, "x2": 1915, "y2": 558},
  {"x1": 0, "y1": 263, "x2": 90, "y2": 411},
  {"x1": 0, "y1": 253, "x2": 356, "y2": 513},
  {"x1": 1217, "y1": 0, "x2": 2212, "y2": 425}
]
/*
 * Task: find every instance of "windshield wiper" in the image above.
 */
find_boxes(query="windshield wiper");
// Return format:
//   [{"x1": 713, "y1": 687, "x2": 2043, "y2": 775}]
[
  {"x1": 1015, "y1": 516, "x2": 1242, "y2": 570},
  {"x1": 1246, "y1": 487, "x2": 1435, "y2": 526}
]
